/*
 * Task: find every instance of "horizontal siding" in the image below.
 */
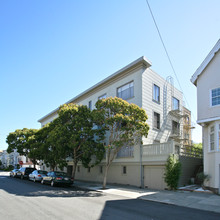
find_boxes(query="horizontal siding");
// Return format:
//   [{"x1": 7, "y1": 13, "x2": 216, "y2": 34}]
[{"x1": 142, "y1": 68, "x2": 183, "y2": 145}]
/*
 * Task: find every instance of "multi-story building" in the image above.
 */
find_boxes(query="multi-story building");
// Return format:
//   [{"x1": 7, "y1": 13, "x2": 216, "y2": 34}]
[
  {"x1": 39, "y1": 56, "x2": 200, "y2": 189},
  {"x1": 191, "y1": 39, "x2": 220, "y2": 194},
  {"x1": 0, "y1": 149, "x2": 19, "y2": 168}
]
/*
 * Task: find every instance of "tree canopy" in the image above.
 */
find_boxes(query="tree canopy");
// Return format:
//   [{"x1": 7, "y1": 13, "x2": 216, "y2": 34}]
[{"x1": 93, "y1": 97, "x2": 149, "y2": 188}]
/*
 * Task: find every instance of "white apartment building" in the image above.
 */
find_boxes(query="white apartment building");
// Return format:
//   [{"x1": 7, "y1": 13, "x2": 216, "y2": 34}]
[{"x1": 39, "y1": 56, "x2": 199, "y2": 190}]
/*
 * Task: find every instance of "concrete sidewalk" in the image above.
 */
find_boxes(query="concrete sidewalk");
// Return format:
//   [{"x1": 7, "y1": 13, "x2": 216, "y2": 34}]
[{"x1": 74, "y1": 180, "x2": 220, "y2": 214}]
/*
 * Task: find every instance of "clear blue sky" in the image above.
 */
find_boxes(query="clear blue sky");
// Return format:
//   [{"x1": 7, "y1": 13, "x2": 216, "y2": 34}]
[{"x1": 1, "y1": 0, "x2": 220, "y2": 150}]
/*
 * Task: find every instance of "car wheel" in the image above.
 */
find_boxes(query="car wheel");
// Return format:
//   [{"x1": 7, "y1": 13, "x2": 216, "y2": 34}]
[
  {"x1": 41, "y1": 179, "x2": 44, "y2": 184},
  {"x1": 51, "y1": 181, "x2": 55, "y2": 187}
]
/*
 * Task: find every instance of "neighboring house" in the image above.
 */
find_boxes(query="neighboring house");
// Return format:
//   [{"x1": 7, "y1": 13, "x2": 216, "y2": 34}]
[
  {"x1": 39, "y1": 56, "x2": 201, "y2": 189},
  {"x1": 191, "y1": 39, "x2": 220, "y2": 194},
  {"x1": 0, "y1": 149, "x2": 19, "y2": 168}
]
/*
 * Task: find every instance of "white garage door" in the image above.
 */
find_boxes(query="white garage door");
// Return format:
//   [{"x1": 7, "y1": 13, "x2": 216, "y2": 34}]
[{"x1": 144, "y1": 166, "x2": 167, "y2": 190}]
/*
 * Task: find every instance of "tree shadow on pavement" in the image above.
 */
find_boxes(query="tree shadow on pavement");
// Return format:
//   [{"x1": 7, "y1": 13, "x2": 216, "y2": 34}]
[{"x1": 0, "y1": 174, "x2": 103, "y2": 198}]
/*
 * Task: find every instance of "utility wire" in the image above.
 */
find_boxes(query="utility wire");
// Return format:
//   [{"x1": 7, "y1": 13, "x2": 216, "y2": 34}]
[{"x1": 146, "y1": 0, "x2": 197, "y2": 123}]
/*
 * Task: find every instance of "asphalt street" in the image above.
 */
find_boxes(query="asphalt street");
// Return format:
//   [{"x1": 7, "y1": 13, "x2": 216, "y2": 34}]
[{"x1": 0, "y1": 171, "x2": 219, "y2": 220}]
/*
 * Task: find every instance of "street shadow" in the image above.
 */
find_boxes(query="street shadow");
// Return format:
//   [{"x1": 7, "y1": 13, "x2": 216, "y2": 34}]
[
  {"x1": 0, "y1": 174, "x2": 103, "y2": 198},
  {"x1": 99, "y1": 199, "x2": 220, "y2": 220}
]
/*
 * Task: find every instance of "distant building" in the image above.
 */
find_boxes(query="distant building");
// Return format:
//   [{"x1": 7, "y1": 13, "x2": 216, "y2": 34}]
[{"x1": 0, "y1": 149, "x2": 19, "y2": 168}]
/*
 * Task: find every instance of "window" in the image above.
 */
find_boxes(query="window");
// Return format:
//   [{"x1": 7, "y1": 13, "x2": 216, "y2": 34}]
[
  {"x1": 210, "y1": 126, "x2": 215, "y2": 151},
  {"x1": 172, "y1": 97, "x2": 179, "y2": 110},
  {"x1": 122, "y1": 166, "x2": 127, "y2": 174},
  {"x1": 88, "y1": 100, "x2": 92, "y2": 110},
  {"x1": 117, "y1": 81, "x2": 134, "y2": 100},
  {"x1": 172, "y1": 120, "x2": 180, "y2": 135},
  {"x1": 211, "y1": 87, "x2": 220, "y2": 106},
  {"x1": 98, "y1": 94, "x2": 107, "y2": 100},
  {"x1": 153, "y1": 84, "x2": 160, "y2": 103},
  {"x1": 153, "y1": 112, "x2": 160, "y2": 129}
]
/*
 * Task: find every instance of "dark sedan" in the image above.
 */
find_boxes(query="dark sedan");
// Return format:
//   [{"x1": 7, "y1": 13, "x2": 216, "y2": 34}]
[
  {"x1": 29, "y1": 170, "x2": 48, "y2": 182},
  {"x1": 9, "y1": 169, "x2": 19, "y2": 178},
  {"x1": 41, "y1": 171, "x2": 73, "y2": 187}
]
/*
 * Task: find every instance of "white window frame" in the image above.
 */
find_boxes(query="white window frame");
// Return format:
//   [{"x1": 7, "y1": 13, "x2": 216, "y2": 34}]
[
  {"x1": 153, "y1": 84, "x2": 160, "y2": 103},
  {"x1": 210, "y1": 87, "x2": 220, "y2": 107},
  {"x1": 209, "y1": 125, "x2": 215, "y2": 152},
  {"x1": 117, "y1": 81, "x2": 134, "y2": 100}
]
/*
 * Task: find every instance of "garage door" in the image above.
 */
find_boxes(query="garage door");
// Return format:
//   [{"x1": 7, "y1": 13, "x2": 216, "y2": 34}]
[{"x1": 144, "y1": 166, "x2": 167, "y2": 190}]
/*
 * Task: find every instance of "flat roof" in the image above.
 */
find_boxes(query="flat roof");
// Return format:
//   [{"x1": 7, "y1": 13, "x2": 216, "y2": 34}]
[{"x1": 38, "y1": 56, "x2": 152, "y2": 123}]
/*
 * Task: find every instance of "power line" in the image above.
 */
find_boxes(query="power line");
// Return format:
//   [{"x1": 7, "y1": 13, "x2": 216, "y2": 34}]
[{"x1": 145, "y1": 0, "x2": 197, "y2": 122}]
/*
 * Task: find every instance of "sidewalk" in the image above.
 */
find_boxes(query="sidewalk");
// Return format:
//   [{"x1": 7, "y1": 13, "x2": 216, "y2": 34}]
[{"x1": 74, "y1": 180, "x2": 220, "y2": 214}]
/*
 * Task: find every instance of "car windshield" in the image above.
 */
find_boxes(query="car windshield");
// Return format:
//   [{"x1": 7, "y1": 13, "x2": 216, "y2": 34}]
[
  {"x1": 38, "y1": 171, "x2": 47, "y2": 174},
  {"x1": 54, "y1": 172, "x2": 67, "y2": 177}
]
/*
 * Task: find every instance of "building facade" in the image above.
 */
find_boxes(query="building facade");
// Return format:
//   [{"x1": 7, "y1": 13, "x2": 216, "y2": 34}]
[
  {"x1": 39, "y1": 56, "x2": 197, "y2": 189},
  {"x1": 191, "y1": 39, "x2": 220, "y2": 194}
]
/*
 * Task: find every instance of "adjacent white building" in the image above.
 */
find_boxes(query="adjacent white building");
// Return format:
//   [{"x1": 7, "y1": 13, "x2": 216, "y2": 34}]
[
  {"x1": 39, "y1": 56, "x2": 199, "y2": 189},
  {"x1": 191, "y1": 39, "x2": 220, "y2": 194}
]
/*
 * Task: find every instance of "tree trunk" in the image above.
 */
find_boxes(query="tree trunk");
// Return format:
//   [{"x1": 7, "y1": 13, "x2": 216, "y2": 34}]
[
  {"x1": 71, "y1": 148, "x2": 78, "y2": 181},
  {"x1": 71, "y1": 161, "x2": 77, "y2": 181},
  {"x1": 103, "y1": 164, "x2": 110, "y2": 189}
]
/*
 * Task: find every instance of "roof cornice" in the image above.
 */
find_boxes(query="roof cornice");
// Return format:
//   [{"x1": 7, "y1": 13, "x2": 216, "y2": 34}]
[
  {"x1": 191, "y1": 39, "x2": 220, "y2": 86},
  {"x1": 38, "y1": 56, "x2": 152, "y2": 123}
]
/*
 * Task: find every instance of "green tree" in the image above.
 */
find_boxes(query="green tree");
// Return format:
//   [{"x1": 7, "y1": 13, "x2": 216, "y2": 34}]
[
  {"x1": 164, "y1": 154, "x2": 181, "y2": 190},
  {"x1": 6, "y1": 128, "x2": 39, "y2": 168},
  {"x1": 37, "y1": 120, "x2": 67, "y2": 171},
  {"x1": 93, "y1": 97, "x2": 149, "y2": 189},
  {"x1": 56, "y1": 103, "x2": 105, "y2": 179}
]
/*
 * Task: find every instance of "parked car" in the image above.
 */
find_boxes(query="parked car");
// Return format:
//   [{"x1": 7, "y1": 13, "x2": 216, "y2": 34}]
[
  {"x1": 29, "y1": 170, "x2": 48, "y2": 182},
  {"x1": 41, "y1": 171, "x2": 73, "y2": 187},
  {"x1": 9, "y1": 169, "x2": 19, "y2": 178},
  {"x1": 17, "y1": 167, "x2": 36, "y2": 180}
]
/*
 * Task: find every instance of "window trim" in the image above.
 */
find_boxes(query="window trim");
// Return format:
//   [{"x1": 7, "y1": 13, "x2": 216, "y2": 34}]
[
  {"x1": 117, "y1": 81, "x2": 134, "y2": 100},
  {"x1": 209, "y1": 125, "x2": 215, "y2": 152},
  {"x1": 153, "y1": 84, "x2": 160, "y2": 103},
  {"x1": 210, "y1": 87, "x2": 220, "y2": 107}
]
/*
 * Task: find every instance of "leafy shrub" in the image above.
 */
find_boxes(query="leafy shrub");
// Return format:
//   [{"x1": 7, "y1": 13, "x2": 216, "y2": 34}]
[
  {"x1": 196, "y1": 172, "x2": 210, "y2": 187},
  {"x1": 164, "y1": 154, "x2": 181, "y2": 190}
]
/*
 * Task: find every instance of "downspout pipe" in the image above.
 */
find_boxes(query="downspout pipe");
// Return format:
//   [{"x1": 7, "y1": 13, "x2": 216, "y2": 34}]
[{"x1": 140, "y1": 144, "x2": 144, "y2": 188}]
